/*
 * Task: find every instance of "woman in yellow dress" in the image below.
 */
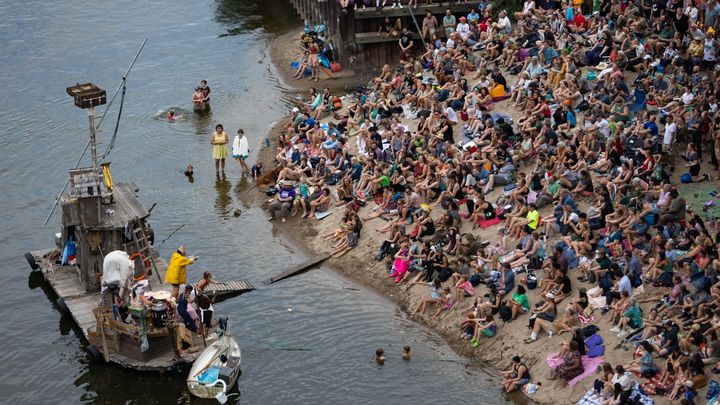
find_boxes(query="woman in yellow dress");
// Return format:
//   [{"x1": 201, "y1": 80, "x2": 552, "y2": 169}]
[{"x1": 211, "y1": 124, "x2": 229, "y2": 173}]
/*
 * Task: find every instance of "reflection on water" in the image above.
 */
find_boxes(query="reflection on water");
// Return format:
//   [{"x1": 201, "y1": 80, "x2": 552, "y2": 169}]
[
  {"x1": 215, "y1": 171, "x2": 232, "y2": 217},
  {"x1": 191, "y1": 109, "x2": 215, "y2": 136},
  {"x1": 215, "y1": 0, "x2": 300, "y2": 34},
  {"x1": 2, "y1": 0, "x2": 510, "y2": 404}
]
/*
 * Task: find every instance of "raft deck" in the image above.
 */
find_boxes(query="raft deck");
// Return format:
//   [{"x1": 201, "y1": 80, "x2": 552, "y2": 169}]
[{"x1": 29, "y1": 248, "x2": 255, "y2": 372}]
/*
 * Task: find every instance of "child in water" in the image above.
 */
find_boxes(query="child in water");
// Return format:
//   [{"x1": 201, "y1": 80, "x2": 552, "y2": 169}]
[
  {"x1": 251, "y1": 161, "x2": 263, "y2": 181},
  {"x1": 402, "y1": 346, "x2": 411, "y2": 361},
  {"x1": 375, "y1": 347, "x2": 385, "y2": 365},
  {"x1": 184, "y1": 164, "x2": 194, "y2": 177},
  {"x1": 167, "y1": 110, "x2": 176, "y2": 121}
]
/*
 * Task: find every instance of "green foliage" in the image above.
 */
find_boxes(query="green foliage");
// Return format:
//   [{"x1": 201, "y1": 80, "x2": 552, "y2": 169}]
[{"x1": 491, "y1": 0, "x2": 523, "y2": 20}]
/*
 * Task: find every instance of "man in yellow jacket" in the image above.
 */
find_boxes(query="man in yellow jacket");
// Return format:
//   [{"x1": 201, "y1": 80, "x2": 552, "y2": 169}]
[{"x1": 165, "y1": 246, "x2": 197, "y2": 299}]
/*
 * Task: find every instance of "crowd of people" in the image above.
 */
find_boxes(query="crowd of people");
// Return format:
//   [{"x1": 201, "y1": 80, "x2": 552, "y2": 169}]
[{"x1": 270, "y1": 0, "x2": 720, "y2": 402}]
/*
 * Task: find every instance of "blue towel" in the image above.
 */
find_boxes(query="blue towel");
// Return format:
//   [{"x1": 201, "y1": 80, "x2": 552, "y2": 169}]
[{"x1": 198, "y1": 366, "x2": 220, "y2": 384}]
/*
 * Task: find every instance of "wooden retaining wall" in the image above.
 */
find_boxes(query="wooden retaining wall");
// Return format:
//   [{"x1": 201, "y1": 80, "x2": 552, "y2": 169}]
[{"x1": 286, "y1": 1, "x2": 475, "y2": 69}]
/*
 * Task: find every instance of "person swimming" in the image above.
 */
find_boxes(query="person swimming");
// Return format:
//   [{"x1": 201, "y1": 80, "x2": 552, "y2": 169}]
[
  {"x1": 375, "y1": 347, "x2": 385, "y2": 365},
  {"x1": 402, "y1": 345, "x2": 411, "y2": 361},
  {"x1": 184, "y1": 164, "x2": 194, "y2": 177}
]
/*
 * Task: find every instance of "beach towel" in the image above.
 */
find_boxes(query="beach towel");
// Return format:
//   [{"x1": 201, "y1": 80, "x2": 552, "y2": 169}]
[
  {"x1": 547, "y1": 354, "x2": 605, "y2": 386},
  {"x1": 640, "y1": 373, "x2": 675, "y2": 396},
  {"x1": 578, "y1": 313, "x2": 596, "y2": 324},
  {"x1": 232, "y1": 134, "x2": 250, "y2": 158},
  {"x1": 576, "y1": 388, "x2": 604, "y2": 405},
  {"x1": 477, "y1": 216, "x2": 503, "y2": 229},
  {"x1": 315, "y1": 211, "x2": 333, "y2": 220}
]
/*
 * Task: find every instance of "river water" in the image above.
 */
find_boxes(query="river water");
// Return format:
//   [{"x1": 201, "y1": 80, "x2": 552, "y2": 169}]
[{"x1": 0, "y1": 1, "x2": 510, "y2": 403}]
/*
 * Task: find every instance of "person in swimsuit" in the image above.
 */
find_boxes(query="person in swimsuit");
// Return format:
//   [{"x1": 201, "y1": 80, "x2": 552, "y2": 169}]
[
  {"x1": 211, "y1": 124, "x2": 229, "y2": 173},
  {"x1": 307, "y1": 37, "x2": 320, "y2": 82}
]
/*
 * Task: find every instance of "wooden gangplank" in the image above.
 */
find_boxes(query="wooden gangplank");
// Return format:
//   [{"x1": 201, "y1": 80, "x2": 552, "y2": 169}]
[
  {"x1": 269, "y1": 254, "x2": 332, "y2": 284},
  {"x1": 194, "y1": 280, "x2": 255, "y2": 301}
]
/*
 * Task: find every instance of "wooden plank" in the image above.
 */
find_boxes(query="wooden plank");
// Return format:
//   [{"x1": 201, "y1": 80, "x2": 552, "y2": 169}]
[
  {"x1": 269, "y1": 254, "x2": 332, "y2": 284},
  {"x1": 354, "y1": 3, "x2": 475, "y2": 19}
]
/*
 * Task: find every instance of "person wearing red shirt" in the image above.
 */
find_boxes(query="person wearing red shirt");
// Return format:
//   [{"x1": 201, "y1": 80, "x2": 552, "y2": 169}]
[{"x1": 569, "y1": 9, "x2": 588, "y2": 33}]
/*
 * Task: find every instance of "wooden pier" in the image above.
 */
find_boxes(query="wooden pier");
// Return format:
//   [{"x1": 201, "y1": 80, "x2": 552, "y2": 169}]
[{"x1": 286, "y1": 0, "x2": 476, "y2": 67}]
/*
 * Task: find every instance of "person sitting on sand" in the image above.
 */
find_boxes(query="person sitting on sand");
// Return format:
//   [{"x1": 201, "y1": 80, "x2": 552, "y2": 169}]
[
  {"x1": 293, "y1": 51, "x2": 311, "y2": 79},
  {"x1": 549, "y1": 340, "x2": 584, "y2": 383},
  {"x1": 430, "y1": 287, "x2": 454, "y2": 318},
  {"x1": 410, "y1": 278, "x2": 442, "y2": 315},
  {"x1": 470, "y1": 314, "x2": 497, "y2": 347},
  {"x1": 501, "y1": 355, "x2": 531, "y2": 393}
]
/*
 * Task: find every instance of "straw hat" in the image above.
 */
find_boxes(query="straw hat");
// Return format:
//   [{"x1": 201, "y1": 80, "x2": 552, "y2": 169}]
[
  {"x1": 595, "y1": 62, "x2": 610, "y2": 70},
  {"x1": 147, "y1": 290, "x2": 172, "y2": 301}
]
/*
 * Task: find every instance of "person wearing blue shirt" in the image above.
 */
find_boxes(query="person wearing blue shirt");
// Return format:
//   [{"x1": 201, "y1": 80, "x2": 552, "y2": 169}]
[
  {"x1": 325, "y1": 122, "x2": 341, "y2": 138},
  {"x1": 322, "y1": 133, "x2": 340, "y2": 150},
  {"x1": 625, "y1": 251, "x2": 642, "y2": 280},
  {"x1": 642, "y1": 119, "x2": 659, "y2": 137},
  {"x1": 467, "y1": 9, "x2": 480, "y2": 24},
  {"x1": 559, "y1": 189, "x2": 578, "y2": 212},
  {"x1": 602, "y1": 267, "x2": 632, "y2": 313},
  {"x1": 501, "y1": 262, "x2": 515, "y2": 295},
  {"x1": 268, "y1": 181, "x2": 297, "y2": 222}
]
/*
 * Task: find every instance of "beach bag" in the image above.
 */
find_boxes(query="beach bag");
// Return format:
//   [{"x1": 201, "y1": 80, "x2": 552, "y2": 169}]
[
  {"x1": 583, "y1": 324, "x2": 600, "y2": 337},
  {"x1": 528, "y1": 256, "x2": 543, "y2": 270},
  {"x1": 460, "y1": 110, "x2": 469, "y2": 121},
  {"x1": 585, "y1": 333, "x2": 605, "y2": 358},
  {"x1": 330, "y1": 62, "x2": 342, "y2": 73},
  {"x1": 325, "y1": 172, "x2": 341, "y2": 185},
  {"x1": 490, "y1": 84, "x2": 505, "y2": 98},
  {"x1": 526, "y1": 270, "x2": 538, "y2": 290},
  {"x1": 681, "y1": 173, "x2": 693, "y2": 183},
  {"x1": 499, "y1": 305, "x2": 512, "y2": 322},
  {"x1": 265, "y1": 187, "x2": 278, "y2": 196}
]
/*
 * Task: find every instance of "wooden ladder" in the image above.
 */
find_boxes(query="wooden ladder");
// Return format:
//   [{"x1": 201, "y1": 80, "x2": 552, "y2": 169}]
[{"x1": 128, "y1": 220, "x2": 160, "y2": 281}]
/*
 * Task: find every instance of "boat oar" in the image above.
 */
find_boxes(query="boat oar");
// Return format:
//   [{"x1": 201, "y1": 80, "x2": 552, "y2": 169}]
[{"x1": 192, "y1": 345, "x2": 229, "y2": 378}]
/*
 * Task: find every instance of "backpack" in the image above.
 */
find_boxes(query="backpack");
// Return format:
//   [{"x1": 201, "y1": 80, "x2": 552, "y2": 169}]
[
  {"x1": 499, "y1": 305, "x2": 512, "y2": 322},
  {"x1": 583, "y1": 324, "x2": 600, "y2": 337},
  {"x1": 585, "y1": 333, "x2": 605, "y2": 358},
  {"x1": 681, "y1": 173, "x2": 693, "y2": 183},
  {"x1": 528, "y1": 256, "x2": 543, "y2": 270},
  {"x1": 526, "y1": 270, "x2": 538, "y2": 290},
  {"x1": 656, "y1": 271, "x2": 674, "y2": 288},
  {"x1": 469, "y1": 273, "x2": 482, "y2": 287},
  {"x1": 332, "y1": 96, "x2": 342, "y2": 110}
]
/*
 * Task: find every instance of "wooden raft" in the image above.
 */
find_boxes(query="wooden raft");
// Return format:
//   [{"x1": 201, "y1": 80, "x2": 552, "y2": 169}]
[{"x1": 31, "y1": 248, "x2": 172, "y2": 340}]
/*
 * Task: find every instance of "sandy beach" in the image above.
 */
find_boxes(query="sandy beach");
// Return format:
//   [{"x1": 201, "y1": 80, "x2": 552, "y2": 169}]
[{"x1": 258, "y1": 27, "x2": 681, "y2": 405}]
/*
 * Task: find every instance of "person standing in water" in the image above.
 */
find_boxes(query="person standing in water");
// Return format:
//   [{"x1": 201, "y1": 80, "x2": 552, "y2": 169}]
[
  {"x1": 211, "y1": 124, "x2": 229, "y2": 173},
  {"x1": 192, "y1": 88, "x2": 205, "y2": 111},
  {"x1": 232, "y1": 129, "x2": 250, "y2": 174},
  {"x1": 199, "y1": 80, "x2": 211, "y2": 104}
]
